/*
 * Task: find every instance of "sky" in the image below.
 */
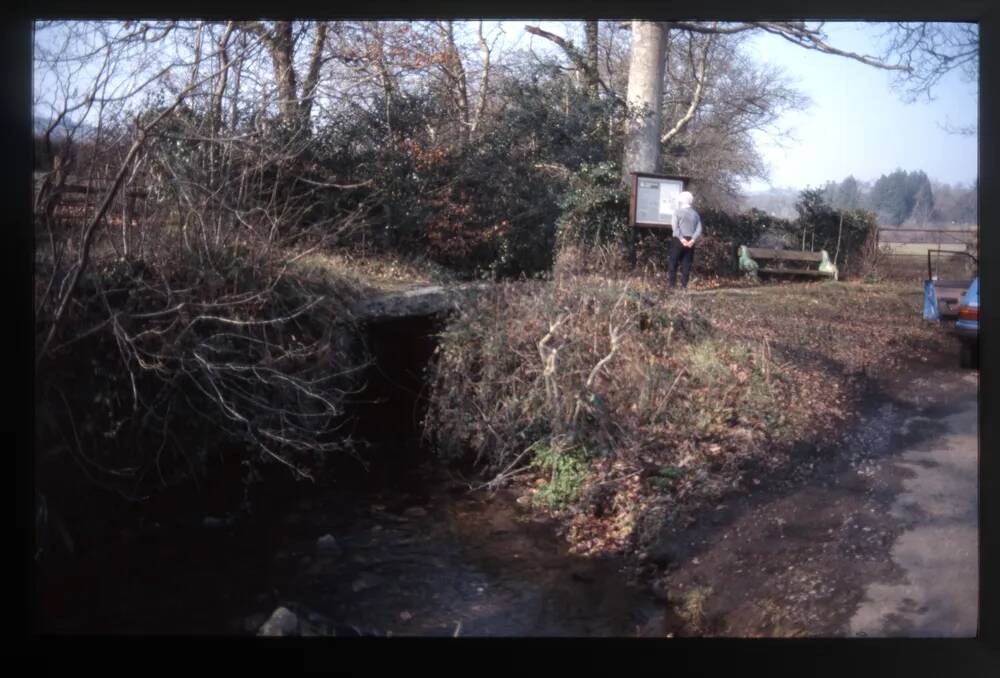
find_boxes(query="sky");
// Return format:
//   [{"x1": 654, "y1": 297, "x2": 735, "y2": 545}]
[
  {"x1": 506, "y1": 21, "x2": 979, "y2": 193},
  {"x1": 740, "y1": 22, "x2": 978, "y2": 192}
]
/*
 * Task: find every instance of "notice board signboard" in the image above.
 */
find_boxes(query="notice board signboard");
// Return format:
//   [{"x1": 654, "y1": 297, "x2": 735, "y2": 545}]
[
  {"x1": 627, "y1": 172, "x2": 690, "y2": 268},
  {"x1": 629, "y1": 172, "x2": 690, "y2": 230}
]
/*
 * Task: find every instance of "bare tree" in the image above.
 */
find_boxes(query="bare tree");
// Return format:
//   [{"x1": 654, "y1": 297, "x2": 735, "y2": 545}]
[
  {"x1": 620, "y1": 20, "x2": 976, "y2": 181},
  {"x1": 877, "y1": 22, "x2": 978, "y2": 102},
  {"x1": 231, "y1": 21, "x2": 331, "y2": 130},
  {"x1": 524, "y1": 22, "x2": 622, "y2": 104},
  {"x1": 33, "y1": 20, "x2": 373, "y2": 496},
  {"x1": 661, "y1": 32, "x2": 810, "y2": 206}
]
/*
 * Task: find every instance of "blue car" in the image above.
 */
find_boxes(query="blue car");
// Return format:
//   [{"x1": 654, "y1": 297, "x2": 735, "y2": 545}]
[{"x1": 955, "y1": 277, "x2": 979, "y2": 369}]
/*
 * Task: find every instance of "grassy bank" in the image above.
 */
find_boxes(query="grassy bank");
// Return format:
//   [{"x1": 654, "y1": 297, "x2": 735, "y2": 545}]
[{"x1": 425, "y1": 275, "x2": 953, "y2": 558}]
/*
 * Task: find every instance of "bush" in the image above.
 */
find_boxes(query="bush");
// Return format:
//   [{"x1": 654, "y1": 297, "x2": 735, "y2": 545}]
[
  {"x1": 425, "y1": 274, "x2": 788, "y2": 486},
  {"x1": 35, "y1": 231, "x2": 369, "y2": 508},
  {"x1": 556, "y1": 161, "x2": 631, "y2": 249},
  {"x1": 303, "y1": 66, "x2": 632, "y2": 278}
]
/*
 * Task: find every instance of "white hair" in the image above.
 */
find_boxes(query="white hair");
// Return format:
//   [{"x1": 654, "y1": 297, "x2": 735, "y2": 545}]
[{"x1": 677, "y1": 191, "x2": 694, "y2": 208}]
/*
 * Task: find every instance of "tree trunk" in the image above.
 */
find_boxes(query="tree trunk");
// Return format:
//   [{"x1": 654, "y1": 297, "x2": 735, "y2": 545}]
[
  {"x1": 584, "y1": 21, "x2": 600, "y2": 98},
  {"x1": 622, "y1": 21, "x2": 667, "y2": 184},
  {"x1": 299, "y1": 22, "x2": 328, "y2": 126},
  {"x1": 230, "y1": 32, "x2": 245, "y2": 129},
  {"x1": 189, "y1": 23, "x2": 204, "y2": 91},
  {"x1": 269, "y1": 21, "x2": 299, "y2": 125},
  {"x1": 442, "y1": 21, "x2": 471, "y2": 146}
]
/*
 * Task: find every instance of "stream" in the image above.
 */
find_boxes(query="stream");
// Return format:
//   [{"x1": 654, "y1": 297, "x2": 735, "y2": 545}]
[{"x1": 37, "y1": 455, "x2": 667, "y2": 637}]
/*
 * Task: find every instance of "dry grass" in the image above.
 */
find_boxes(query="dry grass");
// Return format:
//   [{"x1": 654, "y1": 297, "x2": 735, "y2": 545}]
[
  {"x1": 679, "y1": 587, "x2": 714, "y2": 633},
  {"x1": 293, "y1": 249, "x2": 458, "y2": 294}
]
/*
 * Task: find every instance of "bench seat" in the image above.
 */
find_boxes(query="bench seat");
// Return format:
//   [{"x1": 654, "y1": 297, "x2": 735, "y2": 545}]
[{"x1": 758, "y1": 268, "x2": 834, "y2": 277}]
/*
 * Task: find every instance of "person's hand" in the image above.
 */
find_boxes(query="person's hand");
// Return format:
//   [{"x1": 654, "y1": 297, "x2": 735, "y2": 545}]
[{"x1": 683, "y1": 238, "x2": 693, "y2": 248}]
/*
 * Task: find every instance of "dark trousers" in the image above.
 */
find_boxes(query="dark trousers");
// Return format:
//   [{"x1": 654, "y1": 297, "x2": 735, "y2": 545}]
[{"x1": 668, "y1": 237, "x2": 695, "y2": 289}]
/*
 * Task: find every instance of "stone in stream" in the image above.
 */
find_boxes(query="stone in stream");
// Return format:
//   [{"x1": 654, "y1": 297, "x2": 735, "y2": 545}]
[
  {"x1": 243, "y1": 612, "x2": 270, "y2": 633},
  {"x1": 650, "y1": 578, "x2": 672, "y2": 602},
  {"x1": 202, "y1": 515, "x2": 232, "y2": 529},
  {"x1": 257, "y1": 607, "x2": 299, "y2": 636},
  {"x1": 316, "y1": 534, "x2": 342, "y2": 555},
  {"x1": 299, "y1": 610, "x2": 334, "y2": 637},
  {"x1": 351, "y1": 573, "x2": 383, "y2": 593},
  {"x1": 307, "y1": 610, "x2": 331, "y2": 624}
]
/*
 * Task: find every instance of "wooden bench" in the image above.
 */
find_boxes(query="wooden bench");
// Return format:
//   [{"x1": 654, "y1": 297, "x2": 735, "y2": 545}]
[{"x1": 738, "y1": 246, "x2": 838, "y2": 281}]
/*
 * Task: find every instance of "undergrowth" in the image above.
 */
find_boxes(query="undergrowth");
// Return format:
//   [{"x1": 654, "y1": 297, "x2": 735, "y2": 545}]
[{"x1": 425, "y1": 274, "x2": 950, "y2": 557}]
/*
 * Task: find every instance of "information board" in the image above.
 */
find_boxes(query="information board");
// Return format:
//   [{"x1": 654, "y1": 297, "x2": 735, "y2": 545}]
[{"x1": 632, "y1": 174, "x2": 686, "y2": 227}]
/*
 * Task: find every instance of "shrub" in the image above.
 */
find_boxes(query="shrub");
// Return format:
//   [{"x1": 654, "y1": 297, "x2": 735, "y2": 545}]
[
  {"x1": 304, "y1": 67, "x2": 627, "y2": 278},
  {"x1": 556, "y1": 161, "x2": 631, "y2": 249},
  {"x1": 424, "y1": 274, "x2": 788, "y2": 489},
  {"x1": 35, "y1": 230, "x2": 369, "y2": 508}
]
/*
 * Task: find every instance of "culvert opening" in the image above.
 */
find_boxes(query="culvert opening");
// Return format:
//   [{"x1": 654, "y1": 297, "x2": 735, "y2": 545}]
[{"x1": 341, "y1": 311, "x2": 449, "y2": 484}]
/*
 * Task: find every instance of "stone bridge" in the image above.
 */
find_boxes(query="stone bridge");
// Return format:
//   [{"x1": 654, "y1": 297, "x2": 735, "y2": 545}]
[{"x1": 352, "y1": 282, "x2": 491, "y2": 322}]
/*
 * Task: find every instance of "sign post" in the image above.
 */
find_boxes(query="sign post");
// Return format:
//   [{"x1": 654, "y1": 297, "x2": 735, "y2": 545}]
[{"x1": 628, "y1": 172, "x2": 690, "y2": 269}]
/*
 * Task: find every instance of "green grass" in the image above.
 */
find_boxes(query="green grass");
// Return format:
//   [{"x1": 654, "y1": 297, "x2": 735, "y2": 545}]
[{"x1": 530, "y1": 442, "x2": 593, "y2": 510}]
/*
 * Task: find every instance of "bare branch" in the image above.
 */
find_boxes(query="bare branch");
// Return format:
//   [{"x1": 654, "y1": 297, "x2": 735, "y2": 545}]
[
  {"x1": 471, "y1": 20, "x2": 491, "y2": 136},
  {"x1": 751, "y1": 21, "x2": 910, "y2": 73},
  {"x1": 525, "y1": 24, "x2": 605, "y2": 98},
  {"x1": 36, "y1": 52, "x2": 244, "y2": 370},
  {"x1": 662, "y1": 30, "x2": 715, "y2": 144}
]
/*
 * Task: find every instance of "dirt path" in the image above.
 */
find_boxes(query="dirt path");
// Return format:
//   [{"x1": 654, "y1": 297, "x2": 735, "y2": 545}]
[{"x1": 653, "y1": 346, "x2": 978, "y2": 637}]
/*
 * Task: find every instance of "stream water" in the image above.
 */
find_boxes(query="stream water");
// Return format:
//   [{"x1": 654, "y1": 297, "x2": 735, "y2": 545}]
[{"x1": 37, "y1": 454, "x2": 667, "y2": 637}]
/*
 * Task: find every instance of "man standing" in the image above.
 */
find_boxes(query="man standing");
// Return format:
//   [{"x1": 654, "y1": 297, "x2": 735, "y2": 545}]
[{"x1": 668, "y1": 191, "x2": 702, "y2": 290}]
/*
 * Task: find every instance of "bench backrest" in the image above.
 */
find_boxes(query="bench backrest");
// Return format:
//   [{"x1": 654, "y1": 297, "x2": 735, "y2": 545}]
[{"x1": 744, "y1": 247, "x2": 824, "y2": 262}]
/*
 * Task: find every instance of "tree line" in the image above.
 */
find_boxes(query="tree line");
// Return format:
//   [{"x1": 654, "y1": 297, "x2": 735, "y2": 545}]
[{"x1": 819, "y1": 171, "x2": 977, "y2": 226}]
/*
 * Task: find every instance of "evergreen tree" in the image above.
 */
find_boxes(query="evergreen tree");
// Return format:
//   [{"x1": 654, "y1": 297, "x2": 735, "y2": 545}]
[{"x1": 834, "y1": 175, "x2": 862, "y2": 211}]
